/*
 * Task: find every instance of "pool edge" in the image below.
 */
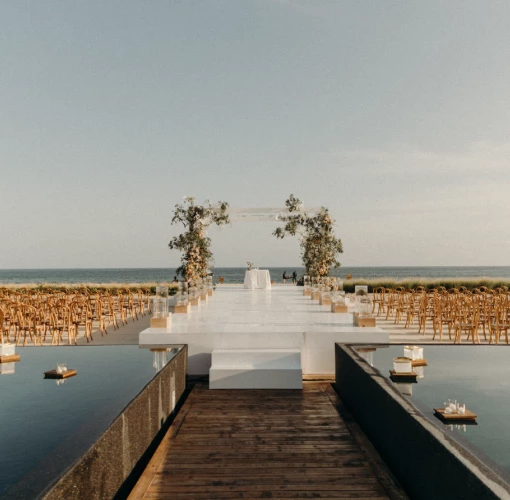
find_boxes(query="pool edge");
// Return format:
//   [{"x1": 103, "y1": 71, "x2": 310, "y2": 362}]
[{"x1": 334, "y1": 343, "x2": 510, "y2": 500}]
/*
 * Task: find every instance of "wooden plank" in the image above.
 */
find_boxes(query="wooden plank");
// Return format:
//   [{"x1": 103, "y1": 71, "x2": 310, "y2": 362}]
[
  {"x1": 132, "y1": 384, "x2": 393, "y2": 500},
  {"x1": 143, "y1": 492, "x2": 388, "y2": 499}
]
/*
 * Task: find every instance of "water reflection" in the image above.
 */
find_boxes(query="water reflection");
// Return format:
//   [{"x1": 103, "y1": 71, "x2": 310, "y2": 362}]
[
  {"x1": 414, "y1": 366, "x2": 425, "y2": 379},
  {"x1": 394, "y1": 382, "x2": 413, "y2": 396},
  {"x1": 0, "y1": 346, "x2": 169, "y2": 498},
  {"x1": 150, "y1": 348, "x2": 177, "y2": 373},
  {"x1": 0, "y1": 363, "x2": 15, "y2": 375},
  {"x1": 356, "y1": 347, "x2": 375, "y2": 367},
  {"x1": 357, "y1": 343, "x2": 510, "y2": 483}
]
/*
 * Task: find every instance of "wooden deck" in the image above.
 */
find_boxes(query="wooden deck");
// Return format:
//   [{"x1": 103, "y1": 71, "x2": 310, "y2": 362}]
[{"x1": 129, "y1": 383, "x2": 402, "y2": 499}]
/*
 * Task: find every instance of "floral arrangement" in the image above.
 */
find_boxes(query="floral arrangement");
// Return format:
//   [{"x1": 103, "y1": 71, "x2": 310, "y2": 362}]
[
  {"x1": 168, "y1": 197, "x2": 230, "y2": 282},
  {"x1": 247, "y1": 262, "x2": 254, "y2": 270},
  {"x1": 273, "y1": 194, "x2": 343, "y2": 278}
]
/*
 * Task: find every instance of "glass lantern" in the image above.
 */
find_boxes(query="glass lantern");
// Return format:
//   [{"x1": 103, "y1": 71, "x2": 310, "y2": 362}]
[
  {"x1": 176, "y1": 282, "x2": 189, "y2": 306},
  {"x1": 359, "y1": 296, "x2": 373, "y2": 317},
  {"x1": 393, "y1": 357, "x2": 412, "y2": 373},
  {"x1": 404, "y1": 345, "x2": 424, "y2": 360},
  {"x1": 303, "y1": 275, "x2": 310, "y2": 292},
  {"x1": 188, "y1": 282, "x2": 198, "y2": 300},
  {"x1": 332, "y1": 290, "x2": 346, "y2": 305},
  {"x1": 355, "y1": 286, "x2": 369, "y2": 311},
  {"x1": 153, "y1": 286, "x2": 169, "y2": 319}
]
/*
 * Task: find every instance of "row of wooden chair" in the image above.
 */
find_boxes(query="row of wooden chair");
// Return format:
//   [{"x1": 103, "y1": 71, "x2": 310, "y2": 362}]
[
  {"x1": 372, "y1": 287, "x2": 510, "y2": 344},
  {"x1": 0, "y1": 287, "x2": 152, "y2": 346}
]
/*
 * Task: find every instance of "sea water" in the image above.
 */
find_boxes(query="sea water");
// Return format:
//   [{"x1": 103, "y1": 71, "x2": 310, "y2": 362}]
[{"x1": 1, "y1": 266, "x2": 510, "y2": 285}]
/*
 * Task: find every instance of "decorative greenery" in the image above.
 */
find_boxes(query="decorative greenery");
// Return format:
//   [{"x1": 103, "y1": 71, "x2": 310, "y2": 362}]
[
  {"x1": 273, "y1": 194, "x2": 343, "y2": 277},
  {"x1": 247, "y1": 262, "x2": 254, "y2": 270},
  {"x1": 168, "y1": 197, "x2": 230, "y2": 282},
  {"x1": 339, "y1": 277, "x2": 510, "y2": 293}
]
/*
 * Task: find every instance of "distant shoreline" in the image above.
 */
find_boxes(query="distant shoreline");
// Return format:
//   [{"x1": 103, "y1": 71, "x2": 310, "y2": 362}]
[{"x1": 2, "y1": 266, "x2": 510, "y2": 285}]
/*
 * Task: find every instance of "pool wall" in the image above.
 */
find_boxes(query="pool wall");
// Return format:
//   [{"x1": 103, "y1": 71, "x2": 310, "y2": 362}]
[
  {"x1": 41, "y1": 346, "x2": 188, "y2": 500},
  {"x1": 334, "y1": 344, "x2": 508, "y2": 500}
]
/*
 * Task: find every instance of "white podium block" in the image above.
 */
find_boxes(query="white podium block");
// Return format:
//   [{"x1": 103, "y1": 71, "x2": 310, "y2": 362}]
[{"x1": 209, "y1": 349, "x2": 302, "y2": 389}]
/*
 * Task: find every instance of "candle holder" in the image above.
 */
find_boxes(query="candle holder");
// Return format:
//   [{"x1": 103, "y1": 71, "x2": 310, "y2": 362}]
[
  {"x1": 354, "y1": 286, "x2": 369, "y2": 312},
  {"x1": 311, "y1": 278, "x2": 321, "y2": 300},
  {"x1": 404, "y1": 345, "x2": 427, "y2": 367},
  {"x1": 206, "y1": 277, "x2": 213, "y2": 296},
  {"x1": 188, "y1": 282, "x2": 199, "y2": 306},
  {"x1": 150, "y1": 286, "x2": 172, "y2": 328},
  {"x1": 303, "y1": 276, "x2": 311, "y2": 296},
  {"x1": 174, "y1": 284, "x2": 190, "y2": 314},
  {"x1": 331, "y1": 291, "x2": 348, "y2": 313},
  {"x1": 393, "y1": 357, "x2": 412, "y2": 374},
  {"x1": 389, "y1": 357, "x2": 417, "y2": 381},
  {"x1": 0, "y1": 342, "x2": 20, "y2": 363},
  {"x1": 434, "y1": 402, "x2": 477, "y2": 422},
  {"x1": 44, "y1": 366, "x2": 77, "y2": 379},
  {"x1": 320, "y1": 286, "x2": 332, "y2": 306}
]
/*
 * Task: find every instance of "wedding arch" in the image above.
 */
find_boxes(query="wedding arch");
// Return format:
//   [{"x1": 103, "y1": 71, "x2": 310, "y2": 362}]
[{"x1": 168, "y1": 195, "x2": 342, "y2": 280}]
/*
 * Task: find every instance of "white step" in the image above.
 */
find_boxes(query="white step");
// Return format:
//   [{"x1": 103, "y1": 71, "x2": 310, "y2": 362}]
[{"x1": 209, "y1": 349, "x2": 302, "y2": 389}]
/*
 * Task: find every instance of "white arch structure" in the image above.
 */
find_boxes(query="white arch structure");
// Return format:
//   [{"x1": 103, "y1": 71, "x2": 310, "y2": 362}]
[{"x1": 223, "y1": 206, "x2": 322, "y2": 222}]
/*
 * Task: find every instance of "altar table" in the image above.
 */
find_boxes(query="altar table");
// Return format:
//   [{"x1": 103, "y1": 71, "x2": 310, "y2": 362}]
[{"x1": 243, "y1": 269, "x2": 271, "y2": 289}]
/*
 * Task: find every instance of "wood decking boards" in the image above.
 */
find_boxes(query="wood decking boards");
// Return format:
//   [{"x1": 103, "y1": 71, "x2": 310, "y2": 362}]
[{"x1": 130, "y1": 383, "x2": 392, "y2": 500}]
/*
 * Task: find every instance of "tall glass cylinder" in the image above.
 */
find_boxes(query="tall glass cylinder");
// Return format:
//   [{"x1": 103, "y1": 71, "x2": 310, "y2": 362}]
[
  {"x1": 359, "y1": 296, "x2": 373, "y2": 317},
  {"x1": 153, "y1": 286, "x2": 169, "y2": 318},
  {"x1": 189, "y1": 282, "x2": 198, "y2": 300}
]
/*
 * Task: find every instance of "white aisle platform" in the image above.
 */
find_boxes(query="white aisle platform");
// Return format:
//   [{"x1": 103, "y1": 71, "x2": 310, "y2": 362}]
[{"x1": 139, "y1": 286, "x2": 388, "y2": 375}]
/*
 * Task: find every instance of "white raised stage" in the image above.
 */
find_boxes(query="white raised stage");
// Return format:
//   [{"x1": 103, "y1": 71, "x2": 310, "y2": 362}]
[{"x1": 139, "y1": 286, "x2": 388, "y2": 375}]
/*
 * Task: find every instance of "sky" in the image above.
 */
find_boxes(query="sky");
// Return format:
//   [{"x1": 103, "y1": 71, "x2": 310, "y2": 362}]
[{"x1": 1, "y1": 1, "x2": 510, "y2": 269}]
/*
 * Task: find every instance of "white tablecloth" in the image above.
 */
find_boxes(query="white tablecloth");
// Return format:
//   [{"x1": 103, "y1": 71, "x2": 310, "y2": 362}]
[{"x1": 244, "y1": 269, "x2": 271, "y2": 289}]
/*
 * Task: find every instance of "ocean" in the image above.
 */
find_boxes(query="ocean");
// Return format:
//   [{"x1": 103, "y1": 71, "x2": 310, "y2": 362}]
[{"x1": 1, "y1": 267, "x2": 510, "y2": 285}]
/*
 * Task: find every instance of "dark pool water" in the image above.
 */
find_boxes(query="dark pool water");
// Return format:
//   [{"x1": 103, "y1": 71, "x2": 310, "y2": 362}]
[
  {"x1": 0, "y1": 345, "x2": 178, "y2": 499},
  {"x1": 359, "y1": 345, "x2": 510, "y2": 484}
]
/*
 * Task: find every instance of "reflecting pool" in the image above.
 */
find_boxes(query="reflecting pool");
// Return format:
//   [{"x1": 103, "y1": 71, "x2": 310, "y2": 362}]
[
  {"x1": 355, "y1": 345, "x2": 510, "y2": 485},
  {"x1": 0, "y1": 345, "x2": 179, "y2": 499}
]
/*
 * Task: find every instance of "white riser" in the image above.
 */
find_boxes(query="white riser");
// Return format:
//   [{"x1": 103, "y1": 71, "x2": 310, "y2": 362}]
[
  {"x1": 210, "y1": 348, "x2": 302, "y2": 389},
  {"x1": 210, "y1": 368, "x2": 302, "y2": 389},
  {"x1": 211, "y1": 349, "x2": 301, "y2": 369}
]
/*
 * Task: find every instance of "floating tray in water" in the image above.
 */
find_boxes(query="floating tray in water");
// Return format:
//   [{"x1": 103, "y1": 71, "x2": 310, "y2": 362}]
[
  {"x1": 44, "y1": 369, "x2": 77, "y2": 379},
  {"x1": 0, "y1": 354, "x2": 20, "y2": 363},
  {"x1": 434, "y1": 408, "x2": 477, "y2": 422},
  {"x1": 389, "y1": 370, "x2": 417, "y2": 381},
  {"x1": 411, "y1": 359, "x2": 428, "y2": 367}
]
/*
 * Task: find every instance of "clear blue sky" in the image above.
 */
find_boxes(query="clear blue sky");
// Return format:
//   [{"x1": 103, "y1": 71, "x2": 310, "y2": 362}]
[{"x1": 1, "y1": 1, "x2": 509, "y2": 268}]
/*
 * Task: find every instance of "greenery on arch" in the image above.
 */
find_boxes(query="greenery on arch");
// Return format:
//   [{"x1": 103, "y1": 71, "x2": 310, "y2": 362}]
[
  {"x1": 273, "y1": 194, "x2": 343, "y2": 277},
  {"x1": 168, "y1": 197, "x2": 230, "y2": 282}
]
